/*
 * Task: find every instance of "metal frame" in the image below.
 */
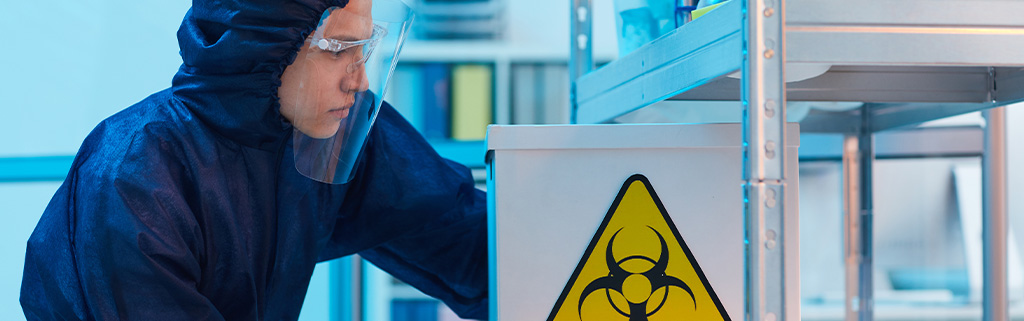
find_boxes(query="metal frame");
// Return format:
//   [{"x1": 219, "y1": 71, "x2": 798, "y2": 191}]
[
  {"x1": 570, "y1": 0, "x2": 1024, "y2": 129},
  {"x1": 569, "y1": 0, "x2": 1017, "y2": 320},
  {"x1": 800, "y1": 126, "x2": 986, "y2": 160},
  {"x1": 742, "y1": 0, "x2": 788, "y2": 320},
  {"x1": 983, "y1": 107, "x2": 1009, "y2": 321},
  {"x1": 842, "y1": 106, "x2": 874, "y2": 321},
  {"x1": 569, "y1": 0, "x2": 593, "y2": 124}
]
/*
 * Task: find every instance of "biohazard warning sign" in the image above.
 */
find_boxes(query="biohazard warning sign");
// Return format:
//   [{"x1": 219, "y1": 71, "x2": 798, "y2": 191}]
[{"x1": 547, "y1": 174, "x2": 731, "y2": 321}]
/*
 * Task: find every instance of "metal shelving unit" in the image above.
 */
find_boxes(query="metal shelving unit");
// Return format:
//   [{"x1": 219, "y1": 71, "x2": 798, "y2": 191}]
[{"x1": 570, "y1": 0, "x2": 1024, "y2": 320}]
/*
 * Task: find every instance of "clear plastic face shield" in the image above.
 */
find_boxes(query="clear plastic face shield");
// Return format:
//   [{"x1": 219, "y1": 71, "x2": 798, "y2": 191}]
[{"x1": 280, "y1": 0, "x2": 413, "y2": 184}]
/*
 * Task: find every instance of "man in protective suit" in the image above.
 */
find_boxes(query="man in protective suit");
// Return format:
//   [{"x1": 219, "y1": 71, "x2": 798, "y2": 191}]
[{"x1": 20, "y1": 0, "x2": 488, "y2": 319}]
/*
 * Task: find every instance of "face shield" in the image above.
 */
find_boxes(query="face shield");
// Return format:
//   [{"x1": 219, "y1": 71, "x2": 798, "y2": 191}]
[{"x1": 282, "y1": 0, "x2": 414, "y2": 184}]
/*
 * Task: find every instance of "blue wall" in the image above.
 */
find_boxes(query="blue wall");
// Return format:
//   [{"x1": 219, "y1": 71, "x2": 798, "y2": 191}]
[{"x1": 0, "y1": 1, "x2": 188, "y2": 158}]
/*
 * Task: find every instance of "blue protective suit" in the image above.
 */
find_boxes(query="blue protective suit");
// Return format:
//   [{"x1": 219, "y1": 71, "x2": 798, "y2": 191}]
[{"x1": 20, "y1": 0, "x2": 488, "y2": 319}]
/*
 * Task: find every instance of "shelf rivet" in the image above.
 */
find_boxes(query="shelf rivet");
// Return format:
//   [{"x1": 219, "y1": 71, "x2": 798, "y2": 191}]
[
  {"x1": 765, "y1": 312, "x2": 778, "y2": 321},
  {"x1": 765, "y1": 188, "x2": 777, "y2": 208},
  {"x1": 764, "y1": 7, "x2": 774, "y2": 17},
  {"x1": 766, "y1": 239, "x2": 776, "y2": 249},
  {"x1": 766, "y1": 228, "x2": 777, "y2": 240},
  {"x1": 763, "y1": 49, "x2": 774, "y2": 59},
  {"x1": 765, "y1": 100, "x2": 776, "y2": 118},
  {"x1": 765, "y1": 140, "x2": 776, "y2": 159},
  {"x1": 577, "y1": 7, "x2": 588, "y2": 23},
  {"x1": 577, "y1": 34, "x2": 588, "y2": 50}
]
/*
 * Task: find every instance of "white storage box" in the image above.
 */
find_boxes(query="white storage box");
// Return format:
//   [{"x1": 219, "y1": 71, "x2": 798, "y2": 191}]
[{"x1": 485, "y1": 123, "x2": 800, "y2": 320}]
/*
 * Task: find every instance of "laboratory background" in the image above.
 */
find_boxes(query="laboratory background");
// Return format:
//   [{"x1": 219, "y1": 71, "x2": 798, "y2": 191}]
[{"x1": 3, "y1": 0, "x2": 1024, "y2": 320}]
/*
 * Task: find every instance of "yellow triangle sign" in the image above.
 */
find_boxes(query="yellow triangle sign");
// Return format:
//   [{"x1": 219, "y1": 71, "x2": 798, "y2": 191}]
[{"x1": 547, "y1": 174, "x2": 731, "y2": 321}]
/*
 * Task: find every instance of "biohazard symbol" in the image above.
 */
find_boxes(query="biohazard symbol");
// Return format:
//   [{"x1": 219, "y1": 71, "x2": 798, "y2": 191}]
[
  {"x1": 547, "y1": 174, "x2": 731, "y2": 321},
  {"x1": 577, "y1": 227, "x2": 695, "y2": 320}
]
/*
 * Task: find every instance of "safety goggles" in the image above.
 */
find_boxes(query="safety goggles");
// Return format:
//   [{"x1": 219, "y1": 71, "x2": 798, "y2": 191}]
[{"x1": 310, "y1": 23, "x2": 388, "y2": 73}]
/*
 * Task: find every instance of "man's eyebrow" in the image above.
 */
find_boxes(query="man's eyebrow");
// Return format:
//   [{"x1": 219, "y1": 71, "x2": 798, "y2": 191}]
[{"x1": 325, "y1": 26, "x2": 375, "y2": 43}]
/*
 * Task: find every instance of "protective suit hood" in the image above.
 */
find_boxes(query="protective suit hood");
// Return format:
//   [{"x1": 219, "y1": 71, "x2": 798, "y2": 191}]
[{"x1": 171, "y1": 0, "x2": 350, "y2": 150}]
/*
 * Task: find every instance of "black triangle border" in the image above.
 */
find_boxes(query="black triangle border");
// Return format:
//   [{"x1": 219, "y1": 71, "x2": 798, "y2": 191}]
[{"x1": 545, "y1": 174, "x2": 732, "y2": 321}]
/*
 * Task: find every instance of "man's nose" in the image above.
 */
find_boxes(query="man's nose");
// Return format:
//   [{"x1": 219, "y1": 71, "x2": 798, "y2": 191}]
[{"x1": 341, "y1": 65, "x2": 370, "y2": 93}]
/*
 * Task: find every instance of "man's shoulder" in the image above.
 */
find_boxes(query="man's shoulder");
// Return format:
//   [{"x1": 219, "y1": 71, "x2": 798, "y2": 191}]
[
  {"x1": 106, "y1": 89, "x2": 198, "y2": 141},
  {"x1": 74, "y1": 89, "x2": 210, "y2": 181}
]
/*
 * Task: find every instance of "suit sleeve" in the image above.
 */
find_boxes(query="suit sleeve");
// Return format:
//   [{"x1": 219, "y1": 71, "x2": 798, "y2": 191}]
[
  {"x1": 323, "y1": 102, "x2": 489, "y2": 319},
  {"x1": 21, "y1": 139, "x2": 224, "y2": 321}
]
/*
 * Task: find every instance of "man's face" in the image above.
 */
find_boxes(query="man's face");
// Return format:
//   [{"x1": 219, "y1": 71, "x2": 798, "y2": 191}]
[{"x1": 279, "y1": 0, "x2": 373, "y2": 139}]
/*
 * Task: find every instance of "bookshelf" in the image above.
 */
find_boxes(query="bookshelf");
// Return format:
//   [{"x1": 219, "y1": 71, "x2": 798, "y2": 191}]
[
  {"x1": 386, "y1": 40, "x2": 606, "y2": 169},
  {"x1": 348, "y1": 1, "x2": 626, "y2": 319},
  {"x1": 383, "y1": 0, "x2": 619, "y2": 159},
  {"x1": 370, "y1": 30, "x2": 610, "y2": 321},
  {"x1": 401, "y1": 40, "x2": 592, "y2": 63}
]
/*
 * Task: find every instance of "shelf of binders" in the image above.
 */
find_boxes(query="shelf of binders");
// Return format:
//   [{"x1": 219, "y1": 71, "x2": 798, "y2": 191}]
[
  {"x1": 401, "y1": 40, "x2": 584, "y2": 63},
  {"x1": 573, "y1": 0, "x2": 1024, "y2": 132},
  {"x1": 384, "y1": 60, "x2": 573, "y2": 168},
  {"x1": 375, "y1": 40, "x2": 583, "y2": 320}
]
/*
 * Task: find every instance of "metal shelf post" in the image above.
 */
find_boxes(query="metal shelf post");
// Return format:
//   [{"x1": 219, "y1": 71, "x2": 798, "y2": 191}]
[
  {"x1": 569, "y1": 0, "x2": 593, "y2": 124},
  {"x1": 842, "y1": 105, "x2": 875, "y2": 321},
  {"x1": 983, "y1": 107, "x2": 1009, "y2": 321},
  {"x1": 743, "y1": 0, "x2": 787, "y2": 320}
]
